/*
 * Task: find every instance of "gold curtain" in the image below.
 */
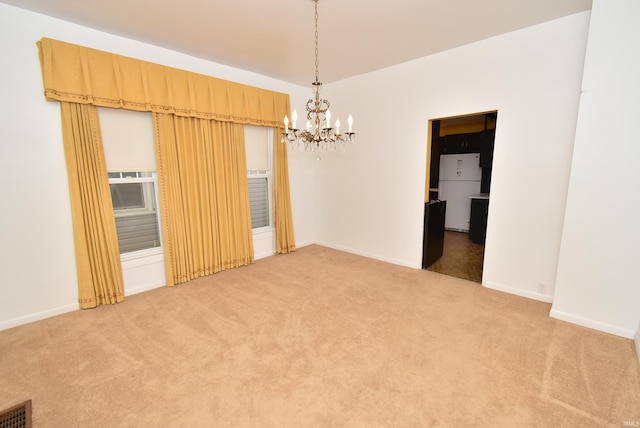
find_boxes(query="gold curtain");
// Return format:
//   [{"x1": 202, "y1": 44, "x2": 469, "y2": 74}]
[
  {"x1": 273, "y1": 127, "x2": 296, "y2": 254},
  {"x1": 154, "y1": 114, "x2": 254, "y2": 286},
  {"x1": 37, "y1": 38, "x2": 289, "y2": 126},
  {"x1": 38, "y1": 37, "x2": 297, "y2": 292},
  {"x1": 59, "y1": 102, "x2": 124, "y2": 308}
]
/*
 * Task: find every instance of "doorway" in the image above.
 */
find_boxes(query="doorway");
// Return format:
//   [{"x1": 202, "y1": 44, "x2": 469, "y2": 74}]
[{"x1": 422, "y1": 111, "x2": 497, "y2": 283}]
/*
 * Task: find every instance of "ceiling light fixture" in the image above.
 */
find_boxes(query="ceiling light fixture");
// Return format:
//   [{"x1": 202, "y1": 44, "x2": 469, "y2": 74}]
[{"x1": 282, "y1": 0, "x2": 355, "y2": 160}]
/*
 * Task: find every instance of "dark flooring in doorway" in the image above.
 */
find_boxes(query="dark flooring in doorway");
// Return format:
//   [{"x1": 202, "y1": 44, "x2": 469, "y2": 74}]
[{"x1": 427, "y1": 231, "x2": 484, "y2": 283}]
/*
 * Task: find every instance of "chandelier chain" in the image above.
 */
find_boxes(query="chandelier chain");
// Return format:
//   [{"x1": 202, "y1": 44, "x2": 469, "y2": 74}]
[{"x1": 314, "y1": 0, "x2": 319, "y2": 83}]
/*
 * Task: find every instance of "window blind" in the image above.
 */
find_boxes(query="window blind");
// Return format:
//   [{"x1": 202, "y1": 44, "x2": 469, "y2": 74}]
[
  {"x1": 244, "y1": 125, "x2": 270, "y2": 171},
  {"x1": 99, "y1": 108, "x2": 156, "y2": 172},
  {"x1": 248, "y1": 177, "x2": 269, "y2": 228}
]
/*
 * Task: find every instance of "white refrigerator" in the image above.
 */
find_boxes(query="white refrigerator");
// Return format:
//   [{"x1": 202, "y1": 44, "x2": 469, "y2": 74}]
[{"x1": 438, "y1": 153, "x2": 481, "y2": 232}]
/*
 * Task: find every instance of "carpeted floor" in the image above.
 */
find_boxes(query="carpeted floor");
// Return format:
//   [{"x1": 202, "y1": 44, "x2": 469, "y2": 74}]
[{"x1": 0, "y1": 245, "x2": 638, "y2": 427}]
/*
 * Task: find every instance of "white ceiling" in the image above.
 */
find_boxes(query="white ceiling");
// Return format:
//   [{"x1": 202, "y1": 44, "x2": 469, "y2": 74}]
[{"x1": 2, "y1": 0, "x2": 592, "y2": 86}]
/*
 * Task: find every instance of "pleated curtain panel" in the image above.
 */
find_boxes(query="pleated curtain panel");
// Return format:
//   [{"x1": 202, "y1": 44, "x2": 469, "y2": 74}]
[
  {"x1": 272, "y1": 128, "x2": 296, "y2": 254},
  {"x1": 37, "y1": 37, "x2": 296, "y2": 307},
  {"x1": 59, "y1": 102, "x2": 125, "y2": 308},
  {"x1": 154, "y1": 115, "x2": 254, "y2": 286}
]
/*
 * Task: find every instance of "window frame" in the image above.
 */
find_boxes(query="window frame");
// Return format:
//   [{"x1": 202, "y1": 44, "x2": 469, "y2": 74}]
[{"x1": 108, "y1": 171, "x2": 163, "y2": 260}]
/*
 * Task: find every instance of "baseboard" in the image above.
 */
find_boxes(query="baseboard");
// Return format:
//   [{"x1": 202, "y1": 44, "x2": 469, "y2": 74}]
[
  {"x1": 254, "y1": 250, "x2": 276, "y2": 260},
  {"x1": 314, "y1": 241, "x2": 420, "y2": 269},
  {"x1": 635, "y1": 327, "x2": 640, "y2": 366},
  {"x1": 125, "y1": 280, "x2": 166, "y2": 296},
  {"x1": 0, "y1": 303, "x2": 78, "y2": 332},
  {"x1": 293, "y1": 240, "x2": 315, "y2": 249},
  {"x1": 549, "y1": 309, "x2": 636, "y2": 339},
  {"x1": 483, "y1": 280, "x2": 554, "y2": 303}
]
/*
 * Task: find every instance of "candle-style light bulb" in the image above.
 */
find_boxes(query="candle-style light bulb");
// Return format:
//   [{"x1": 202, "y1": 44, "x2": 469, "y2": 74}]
[
  {"x1": 325, "y1": 110, "x2": 331, "y2": 128},
  {"x1": 291, "y1": 110, "x2": 298, "y2": 129},
  {"x1": 335, "y1": 118, "x2": 341, "y2": 134},
  {"x1": 348, "y1": 114, "x2": 353, "y2": 133},
  {"x1": 284, "y1": 115, "x2": 289, "y2": 133},
  {"x1": 306, "y1": 120, "x2": 311, "y2": 131}
]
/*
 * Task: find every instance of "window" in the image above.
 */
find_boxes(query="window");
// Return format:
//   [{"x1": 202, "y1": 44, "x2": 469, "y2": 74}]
[
  {"x1": 98, "y1": 107, "x2": 162, "y2": 256},
  {"x1": 248, "y1": 174, "x2": 270, "y2": 229},
  {"x1": 108, "y1": 171, "x2": 162, "y2": 254},
  {"x1": 245, "y1": 125, "x2": 273, "y2": 232}
]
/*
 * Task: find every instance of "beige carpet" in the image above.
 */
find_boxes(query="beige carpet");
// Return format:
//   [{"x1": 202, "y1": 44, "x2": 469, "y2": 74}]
[{"x1": 0, "y1": 245, "x2": 638, "y2": 427}]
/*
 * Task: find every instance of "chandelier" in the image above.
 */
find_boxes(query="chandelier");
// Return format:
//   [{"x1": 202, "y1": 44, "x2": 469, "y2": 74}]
[{"x1": 282, "y1": 0, "x2": 355, "y2": 160}]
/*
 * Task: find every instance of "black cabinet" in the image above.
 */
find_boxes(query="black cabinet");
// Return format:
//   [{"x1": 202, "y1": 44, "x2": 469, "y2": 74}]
[
  {"x1": 469, "y1": 198, "x2": 489, "y2": 244},
  {"x1": 481, "y1": 168, "x2": 492, "y2": 194},
  {"x1": 441, "y1": 132, "x2": 482, "y2": 154},
  {"x1": 422, "y1": 200, "x2": 446, "y2": 268},
  {"x1": 429, "y1": 121, "x2": 441, "y2": 191},
  {"x1": 480, "y1": 129, "x2": 495, "y2": 168}
]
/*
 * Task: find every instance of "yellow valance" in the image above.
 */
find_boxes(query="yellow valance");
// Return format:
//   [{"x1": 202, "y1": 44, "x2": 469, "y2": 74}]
[{"x1": 37, "y1": 37, "x2": 290, "y2": 126}]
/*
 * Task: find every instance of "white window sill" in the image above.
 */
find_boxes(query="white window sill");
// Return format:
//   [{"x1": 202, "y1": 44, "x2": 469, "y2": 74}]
[
  {"x1": 252, "y1": 227, "x2": 273, "y2": 237},
  {"x1": 120, "y1": 246, "x2": 164, "y2": 263}
]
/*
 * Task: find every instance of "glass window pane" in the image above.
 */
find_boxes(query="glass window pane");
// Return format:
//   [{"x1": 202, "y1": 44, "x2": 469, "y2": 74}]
[
  {"x1": 110, "y1": 183, "x2": 145, "y2": 210},
  {"x1": 110, "y1": 180, "x2": 161, "y2": 253}
]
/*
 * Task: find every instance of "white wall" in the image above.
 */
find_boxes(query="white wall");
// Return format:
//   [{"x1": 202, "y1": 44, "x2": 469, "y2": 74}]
[
  {"x1": 316, "y1": 13, "x2": 590, "y2": 303},
  {"x1": 0, "y1": 3, "x2": 313, "y2": 330},
  {"x1": 551, "y1": 0, "x2": 640, "y2": 339}
]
